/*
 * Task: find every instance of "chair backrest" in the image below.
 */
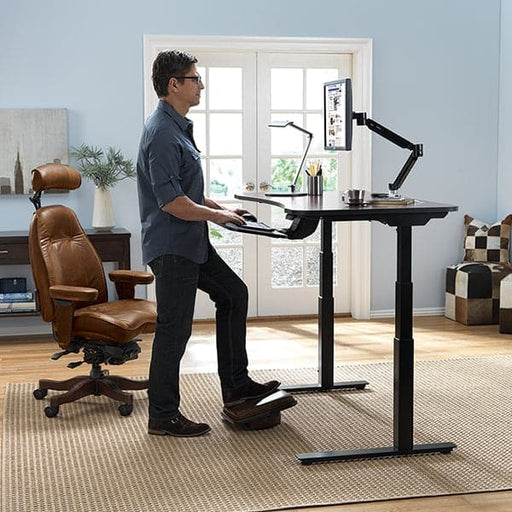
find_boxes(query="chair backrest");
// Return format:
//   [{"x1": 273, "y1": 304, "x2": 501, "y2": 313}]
[{"x1": 29, "y1": 164, "x2": 108, "y2": 323}]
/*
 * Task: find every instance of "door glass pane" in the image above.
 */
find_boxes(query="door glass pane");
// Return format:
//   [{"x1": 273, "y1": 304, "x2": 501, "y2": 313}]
[
  {"x1": 306, "y1": 246, "x2": 338, "y2": 286},
  {"x1": 271, "y1": 69, "x2": 303, "y2": 110},
  {"x1": 209, "y1": 67, "x2": 242, "y2": 110},
  {"x1": 210, "y1": 158, "x2": 242, "y2": 198},
  {"x1": 323, "y1": 157, "x2": 338, "y2": 191},
  {"x1": 270, "y1": 114, "x2": 304, "y2": 155},
  {"x1": 210, "y1": 113, "x2": 242, "y2": 155},
  {"x1": 306, "y1": 69, "x2": 339, "y2": 109},
  {"x1": 217, "y1": 247, "x2": 243, "y2": 278},
  {"x1": 270, "y1": 157, "x2": 301, "y2": 194},
  {"x1": 209, "y1": 223, "x2": 242, "y2": 245},
  {"x1": 306, "y1": 113, "x2": 324, "y2": 153},
  {"x1": 271, "y1": 247, "x2": 303, "y2": 287}
]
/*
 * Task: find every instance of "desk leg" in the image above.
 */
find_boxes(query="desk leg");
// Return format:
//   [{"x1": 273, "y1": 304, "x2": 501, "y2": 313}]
[
  {"x1": 296, "y1": 225, "x2": 456, "y2": 464},
  {"x1": 284, "y1": 219, "x2": 368, "y2": 393}
]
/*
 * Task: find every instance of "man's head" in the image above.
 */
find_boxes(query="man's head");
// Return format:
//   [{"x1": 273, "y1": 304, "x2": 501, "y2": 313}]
[{"x1": 152, "y1": 50, "x2": 199, "y2": 98}]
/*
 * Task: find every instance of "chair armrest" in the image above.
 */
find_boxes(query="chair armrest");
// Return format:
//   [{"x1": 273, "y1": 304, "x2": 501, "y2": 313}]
[
  {"x1": 48, "y1": 285, "x2": 99, "y2": 350},
  {"x1": 108, "y1": 270, "x2": 154, "y2": 285},
  {"x1": 108, "y1": 270, "x2": 154, "y2": 300},
  {"x1": 49, "y1": 285, "x2": 99, "y2": 302}
]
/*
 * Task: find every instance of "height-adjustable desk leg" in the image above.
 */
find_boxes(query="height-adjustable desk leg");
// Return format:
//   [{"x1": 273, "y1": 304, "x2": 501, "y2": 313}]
[
  {"x1": 284, "y1": 219, "x2": 368, "y2": 393},
  {"x1": 295, "y1": 224, "x2": 456, "y2": 464}
]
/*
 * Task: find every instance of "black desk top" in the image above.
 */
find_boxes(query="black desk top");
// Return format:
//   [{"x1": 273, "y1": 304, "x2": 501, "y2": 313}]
[{"x1": 235, "y1": 192, "x2": 458, "y2": 227}]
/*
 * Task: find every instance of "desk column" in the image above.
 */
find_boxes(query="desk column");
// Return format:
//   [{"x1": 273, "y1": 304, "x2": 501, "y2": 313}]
[
  {"x1": 394, "y1": 225, "x2": 414, "y2": 451},
  {"x1": 319, "y1": 219, "x2": 334, "y2": 388}
]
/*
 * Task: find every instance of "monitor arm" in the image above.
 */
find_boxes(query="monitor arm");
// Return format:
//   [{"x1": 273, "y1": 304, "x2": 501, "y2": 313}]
[{"x1": 353, "y1": 112, "x2": 423, "y2": 196}]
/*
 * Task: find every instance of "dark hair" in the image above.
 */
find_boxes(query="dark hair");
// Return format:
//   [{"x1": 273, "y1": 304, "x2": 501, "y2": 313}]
[{"x1": 152, "y1": 50, "x2": 198, "y2": 98}]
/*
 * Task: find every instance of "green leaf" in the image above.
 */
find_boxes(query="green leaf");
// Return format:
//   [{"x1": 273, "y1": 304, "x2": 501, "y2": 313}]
[{"x1": 71, "y1": 144, "x2": 135, "y2": 189}]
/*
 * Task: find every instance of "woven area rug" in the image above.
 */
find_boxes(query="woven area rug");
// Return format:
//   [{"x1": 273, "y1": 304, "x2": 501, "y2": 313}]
[{"x1": 2, "y1": 356, "x2": 512, "y2": 512}]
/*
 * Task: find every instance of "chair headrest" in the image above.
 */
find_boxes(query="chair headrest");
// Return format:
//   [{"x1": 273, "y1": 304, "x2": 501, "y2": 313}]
[{"x1": 31, "y1": 164, "x2": 82, "y2": 192}]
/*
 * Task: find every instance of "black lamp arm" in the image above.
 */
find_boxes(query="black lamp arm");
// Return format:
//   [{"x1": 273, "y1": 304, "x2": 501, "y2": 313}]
[{"x1": 291, "y1": 132, "x2": 313, "y2": 193}]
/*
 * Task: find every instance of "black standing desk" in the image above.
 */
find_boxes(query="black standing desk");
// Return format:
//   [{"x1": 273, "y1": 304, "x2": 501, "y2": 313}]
[{"x1": 235, "y1": 191, "x2": 458, "y2": 464}]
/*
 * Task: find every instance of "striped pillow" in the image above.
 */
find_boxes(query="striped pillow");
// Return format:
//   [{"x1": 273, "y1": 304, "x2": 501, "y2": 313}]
[{"x1": 463, "y1": 214, "x2": 512, "y2": 265}]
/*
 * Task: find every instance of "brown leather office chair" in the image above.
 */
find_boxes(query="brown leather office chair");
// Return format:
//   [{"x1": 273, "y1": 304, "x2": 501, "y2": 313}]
[{"x1": 29, "y1": 164, "x2": 156, "y2": 418}]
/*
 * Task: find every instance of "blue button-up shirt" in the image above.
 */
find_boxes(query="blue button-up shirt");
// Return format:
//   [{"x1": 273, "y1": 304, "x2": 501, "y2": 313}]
[{"x1": 137, "y1": 100, "x2": 209, "y2": 265}]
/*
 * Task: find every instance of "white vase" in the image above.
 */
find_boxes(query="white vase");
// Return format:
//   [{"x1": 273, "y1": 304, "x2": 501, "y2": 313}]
[{"x1": 92, "y1": 186, "x2": 115, "y2": 231}]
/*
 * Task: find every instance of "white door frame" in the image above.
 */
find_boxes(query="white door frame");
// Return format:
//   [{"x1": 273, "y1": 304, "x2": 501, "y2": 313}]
[{"x1": 143, "y1": 35, "x2": 373, "y2": 319}]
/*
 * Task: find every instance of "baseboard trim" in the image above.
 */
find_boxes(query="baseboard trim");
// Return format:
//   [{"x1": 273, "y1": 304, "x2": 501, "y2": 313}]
[{"x1": 370, "y1": 307, "x2": 445, "y2": 319}]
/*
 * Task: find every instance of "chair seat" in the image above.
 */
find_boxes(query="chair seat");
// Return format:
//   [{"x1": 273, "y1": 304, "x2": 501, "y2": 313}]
[{"x1": 73, "y1": 299, "x2": 157, "y2": 343}]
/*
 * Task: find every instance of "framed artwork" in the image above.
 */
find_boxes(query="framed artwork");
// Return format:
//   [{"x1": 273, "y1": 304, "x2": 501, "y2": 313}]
[{"x1": 0, "y1": 109, "x2": 68, "y2": 195}]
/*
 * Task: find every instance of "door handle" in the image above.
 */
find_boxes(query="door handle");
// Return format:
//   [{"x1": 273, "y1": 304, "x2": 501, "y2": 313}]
[
  {"x1": 259, "y1": 181, "x2": 272, "y2": 192},
  {"x1": 244, "y1": 181, "x2": 255, "y2": 192}
]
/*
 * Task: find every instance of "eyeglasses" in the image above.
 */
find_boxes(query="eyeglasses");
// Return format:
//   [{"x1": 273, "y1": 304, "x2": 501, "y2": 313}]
[{"x1": 172, "y1": 74, "x2": 202, "y2": 84}]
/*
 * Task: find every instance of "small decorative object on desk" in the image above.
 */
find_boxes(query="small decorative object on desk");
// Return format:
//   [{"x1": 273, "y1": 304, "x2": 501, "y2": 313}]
[
  {"x1": 306, "y1": 161, "x2": 323, "y2": 196},
  {"x1": 71, "y1": 144, "x2": 135, "y2": 231},
  {"x1": 342, "y1": 188, "x2": 367, "y2": 205}
]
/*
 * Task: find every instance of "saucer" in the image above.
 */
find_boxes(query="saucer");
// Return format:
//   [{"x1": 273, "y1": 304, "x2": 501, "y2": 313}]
[{"x1": 344, "y1": 199, "x2": 368, "y2": 206}]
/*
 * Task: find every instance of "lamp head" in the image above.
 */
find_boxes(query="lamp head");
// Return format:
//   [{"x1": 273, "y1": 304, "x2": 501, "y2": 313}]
[{"x1": 268, "y1": 121, "x2": 293, "y2": 128}]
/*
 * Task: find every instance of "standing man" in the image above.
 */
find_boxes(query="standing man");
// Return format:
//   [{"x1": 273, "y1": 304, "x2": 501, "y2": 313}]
[{"x1": 137, "y1": 50, "x2": 280, "y2": 437}]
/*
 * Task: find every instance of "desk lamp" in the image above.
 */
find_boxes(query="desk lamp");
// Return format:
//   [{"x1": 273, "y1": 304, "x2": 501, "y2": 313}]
[{"x1": 266, "y1": 121, "x2": 313, "y2": 197}]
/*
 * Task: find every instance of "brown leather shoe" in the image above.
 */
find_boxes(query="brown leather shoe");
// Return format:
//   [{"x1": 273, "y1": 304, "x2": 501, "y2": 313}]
[
  {"x1": 148, "y1": 413, "x2": 211, "y2": 437},
  {"x1": 223, "y1": 379, "x2": 281, "y2": 406}
]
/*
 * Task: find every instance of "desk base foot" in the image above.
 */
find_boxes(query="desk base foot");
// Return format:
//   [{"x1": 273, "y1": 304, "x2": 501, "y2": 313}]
[
  {"x1": 283, "y1": 380, "x2": 369, "y2": 393},
  {"x1": 296, "y1": 442, "x2": 456, "y2": 465}
]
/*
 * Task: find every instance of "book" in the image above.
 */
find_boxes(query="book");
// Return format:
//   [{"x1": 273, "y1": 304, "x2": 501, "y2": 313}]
[
  {"x1": 10, "y1": 301, "x2": 37, "y2": 312},
  {"x1": 0, "y1": 291, "x2": 34, "y2": 303},
  {"x1": 370, "y1": 197, "x2": 415, "y2": 206},
  {"x1": 0, "y1": 301, "x2": 37, "y2": 313}
]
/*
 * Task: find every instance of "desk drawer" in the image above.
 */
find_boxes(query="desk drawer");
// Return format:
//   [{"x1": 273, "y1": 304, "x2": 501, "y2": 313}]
[{"x1": 0, "y1": 243, "x2": 30, "y2": 264}]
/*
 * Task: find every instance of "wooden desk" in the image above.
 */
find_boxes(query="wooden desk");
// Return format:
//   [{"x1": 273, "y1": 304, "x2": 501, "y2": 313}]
[
  {"x1": 236, "y1": 192, "x2": 458, "y2": 464},
  {"x1": 0, "y1": 228, "x2": 131, "y2": 269}
]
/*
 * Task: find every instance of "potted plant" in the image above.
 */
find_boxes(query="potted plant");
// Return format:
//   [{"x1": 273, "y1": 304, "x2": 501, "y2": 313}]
[{"x1": 71, "y1": 144, "x2": 135, "y2": 231}]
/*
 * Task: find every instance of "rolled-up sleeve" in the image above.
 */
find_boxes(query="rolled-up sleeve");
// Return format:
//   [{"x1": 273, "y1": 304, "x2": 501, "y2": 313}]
[{"x1": 147, "y1": 128, "x2": 185, "y2": 208}]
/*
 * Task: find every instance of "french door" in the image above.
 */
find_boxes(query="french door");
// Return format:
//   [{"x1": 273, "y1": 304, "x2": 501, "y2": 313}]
[{"x1": 143, "y1": 37, "x2": 372, "y2": 319}]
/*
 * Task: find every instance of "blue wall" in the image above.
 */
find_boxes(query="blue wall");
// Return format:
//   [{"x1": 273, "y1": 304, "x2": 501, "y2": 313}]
[
  {"x1": 0, "y1": 0, "x2": 506, "y2": 318},
  {"x1": 498, "y1": 0, "x2": 512, "y2": 219}
]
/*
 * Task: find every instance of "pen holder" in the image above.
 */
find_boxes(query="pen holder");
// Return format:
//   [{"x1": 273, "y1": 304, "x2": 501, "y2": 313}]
[{"x1": 307, "y1": 175, "x2": 323, "y2": 196}]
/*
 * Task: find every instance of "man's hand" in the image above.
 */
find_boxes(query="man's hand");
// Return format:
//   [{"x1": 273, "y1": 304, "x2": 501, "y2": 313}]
[
  {"x1": 163, "y1": 196, "x2": 247, "y2": 225},
  {"x1": 213, "y1": 209, "x2": 246, "y2": 226}
]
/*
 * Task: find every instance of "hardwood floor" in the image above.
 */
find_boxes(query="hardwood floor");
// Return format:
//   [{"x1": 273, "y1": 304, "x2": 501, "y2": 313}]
[{"x1": 1, "y1": 315, "x2": 511, "y2": 511}]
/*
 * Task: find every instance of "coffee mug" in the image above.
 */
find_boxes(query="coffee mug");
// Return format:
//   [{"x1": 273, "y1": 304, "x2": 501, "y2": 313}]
[{"x1": 342, "y1": 189, "x2": 366, "y2": 204}]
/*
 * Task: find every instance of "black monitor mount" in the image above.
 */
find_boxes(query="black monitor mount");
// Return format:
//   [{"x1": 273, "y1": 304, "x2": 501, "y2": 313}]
[{"x1": 353, "y1": 112, "x2": 423, "y2": 197}]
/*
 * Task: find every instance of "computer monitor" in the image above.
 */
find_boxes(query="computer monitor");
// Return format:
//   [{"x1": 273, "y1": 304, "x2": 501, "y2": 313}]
[{"x1": 323, "y1": 78, "x2": 353, "y2": 151}]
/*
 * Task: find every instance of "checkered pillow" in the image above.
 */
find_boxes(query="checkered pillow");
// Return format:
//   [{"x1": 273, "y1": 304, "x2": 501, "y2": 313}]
[{"x1": 463, "y1": 214, "x2": 512, "y2": 264}]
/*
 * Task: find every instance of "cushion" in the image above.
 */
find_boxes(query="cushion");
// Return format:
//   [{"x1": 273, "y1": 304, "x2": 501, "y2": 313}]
[
  {"x1": 445, "y1": 262, "x2": 512, "y2": 325},
  {"x1": 463, "y1": 214, "x2": 512, "y2": 265}
]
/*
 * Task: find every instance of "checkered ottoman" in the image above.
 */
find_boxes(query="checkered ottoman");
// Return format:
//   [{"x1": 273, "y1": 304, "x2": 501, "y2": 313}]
[
  {"x1": 499, "y1": 274, "x2": 512, "y2": 333},
  {"x1": 445, "y1": 262, "x2": 512, "y2": 325}
]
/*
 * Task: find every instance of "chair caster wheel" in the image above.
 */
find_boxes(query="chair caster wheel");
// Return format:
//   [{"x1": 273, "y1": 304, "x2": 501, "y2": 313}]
[
  {"x1": 33, "y1": 388, "x2": 48, "y2": 400},
  {"x1": 119, "y1": 404, "x2": 133, "y2": 416},
  {"x1": 44, "y1": 406, "x2": 59, "y2": 418}
]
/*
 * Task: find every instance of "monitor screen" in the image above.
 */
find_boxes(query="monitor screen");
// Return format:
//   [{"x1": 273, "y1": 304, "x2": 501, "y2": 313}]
[{"x1": 323, "y1": 78, "x2": 353, "y2": 151}]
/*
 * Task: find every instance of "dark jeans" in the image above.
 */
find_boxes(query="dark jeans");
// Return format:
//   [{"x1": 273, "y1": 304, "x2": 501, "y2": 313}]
[{"x1": 148, "y1": 245, "x2": 249, "y2": 420}]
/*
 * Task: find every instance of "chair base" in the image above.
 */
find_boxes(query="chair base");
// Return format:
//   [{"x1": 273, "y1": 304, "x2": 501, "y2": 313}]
[
  {"x1": 34, "y1": 370, "x2": 148, "y2": 416},
  {"x1": 222, "y1": 390, "x2": 297, "y2": 430}
]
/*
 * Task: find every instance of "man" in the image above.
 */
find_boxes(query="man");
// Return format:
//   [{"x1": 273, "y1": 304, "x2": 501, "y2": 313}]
[{"x1": 137, "y1": 50, "x2": 280, "y2": 437}]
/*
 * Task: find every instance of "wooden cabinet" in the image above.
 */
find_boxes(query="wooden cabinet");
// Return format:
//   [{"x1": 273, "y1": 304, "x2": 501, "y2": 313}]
[{"x1": 0, "y1": 228, "x2": 131, "y2": 316}]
